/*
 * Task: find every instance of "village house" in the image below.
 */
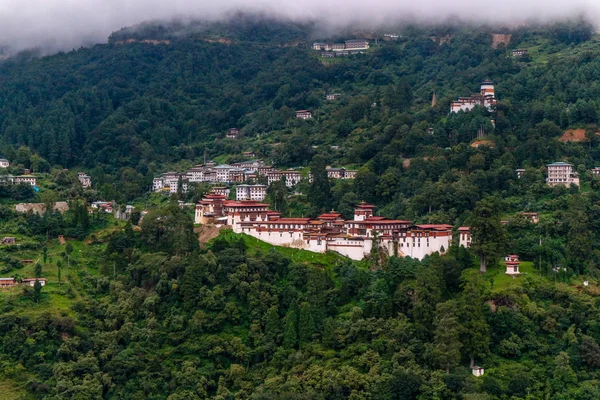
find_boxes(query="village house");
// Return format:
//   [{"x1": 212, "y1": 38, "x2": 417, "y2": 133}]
[
  {"x1": 0, "y1": 158, "x2": 9, "y2": 168},
  {"x1": 472, "y1": 367, "x2": 485, "y2": 377},
  {"x1": 236, "y1": 184, "x2": 267, "y2": 201},
  {"x1": 591, "y1": 167, "x2": 600, "y2": 176},
  {"x1": 326, "y1": 93, "x2": 341, "y2": 101},
  {"x1": 512, "y1": 49, "x2": 528, "y2": 57},
  {"x1": 383, "y1": 33, "x2": 400, "y2": 40},
  {"x1": 1, "y1": 237, "x2": 16, "y2": 244},
  {"x1": 267, "y1": 170, "x2": 302, "y2": 187},
  {"x1": 516, "y1": 168, "x2": 526, "y2": 178},
  {"x1": 78, "y1": 172, "x2": 92, "y2": 188},
  {"x1": 0, "y1": 278, "x2": 15, "y2": 288},
  {"x1": 327, "y1": 167, "x2": 357, "y2": 179},
  {"x1": 321, "y1": 52, "x2": 335, "y2": 58},
  {"x1": 14, "y1": 175, "x2": 36, "y2": 186},
  {"x1": 458, "y1": 227, "x2": 471, "y2": 248},
  {"x1": 296, "y1": 110, "x2": 312, "y2": 120},
  {"x1": 0, "y1": 277, "x2": 46, "y2": 288},
  {"x1": 22, "y1": 278, "x2": 47, "y2": 287},
  {"x1": 91, "y1": 201, "x2": 113, "y2": 213},
  {"x1": 450, "y1": 80, "x2": 497, "y2": 113},
  {"x1": 546, "y1": 162, "x2": 579, "y2": 187},
  {"x1": 504, "y1": 255, "x2": 521, "y2": 275},
  {"x1": 226, "y1": 128, "x2": 240, "y2": 139},
  {"x1": 335, "y1": 51, "x2": 350, "y2": 57},
  {"x1": 521, "y1": 212, "x2": 539, "y2": 224}
]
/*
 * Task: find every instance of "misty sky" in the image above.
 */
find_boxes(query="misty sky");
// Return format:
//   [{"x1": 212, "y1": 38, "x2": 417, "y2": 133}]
[{"x1": 0, "y1": 0, "x2": 597, "y2": 53}]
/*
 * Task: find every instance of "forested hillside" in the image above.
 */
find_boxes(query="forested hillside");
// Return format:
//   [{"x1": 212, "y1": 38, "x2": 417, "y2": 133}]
[{"x1": 3, "y1": 16, "x2": 600, "y2": 399}]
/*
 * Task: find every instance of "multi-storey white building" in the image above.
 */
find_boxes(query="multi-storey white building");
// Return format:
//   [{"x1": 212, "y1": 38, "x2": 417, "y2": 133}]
[
  {"x1": 267, "y1": 170, "x2": 302, "y2": 187},
  {"x1": 345, "y1": 39, "x2": 369, "y2": 50},
  {"x1": 236, "y1": 184, "x2": 267, "y2": 201},
  {"x1": 153, "y1": 172, "x2": 188, "y2": 193},
  {"x1": 0, "y1": 158, "x2": 9, "y2": 168},
  {"x1": 296, "y1": 110, "x2": 312, "y2": 120},
  {"x1": 546, "y1": 162, "x2": 579, "y2": 187},
  {"x1": 213, "y1": 165, "x2": 235, "y2": 182}
]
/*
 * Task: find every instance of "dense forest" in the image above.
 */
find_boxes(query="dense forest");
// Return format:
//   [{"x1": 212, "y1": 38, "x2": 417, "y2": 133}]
[{"x1": 3, "y1": 14, "x2": 600, "y2": 399}]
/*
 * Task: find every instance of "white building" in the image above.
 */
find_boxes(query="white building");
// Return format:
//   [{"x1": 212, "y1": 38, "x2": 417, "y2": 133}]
[
  {"x1": 0, "y1": 159, "x2": 9, "y2": 168},
  {"x1": 546, "y1": 162, "x2": 579, "y2": 187},
  {"x1": 214, "y1": 165, "x2": 235, "y2": 182},
  {"x1": 78, "y1": 172, "x2": 91, "y2": 188},
  {"x1": 326, "y1": 93, "x2": 341, "y2": 101},
  {"x1": 296, "y1": 110, "x2": 312, "y2": 120},
  {"x1": 14, "y1": 175, "x2": 36, "y2": 186},
  {"x1": 267, "y1": 170, "x2": 302, "y2": 187},
  {"x1": 450, "y1": 80, "x2": 496, "y2": 113},
  {"x1": 152, "y1": 172, "x2": 188, "y2": 193},
  {"x1": 197, "y1": 196, "x2": 453, "y2": 261},
  {"x1": 212, "y1": 187, "x2": 231, "y2": 198},
  {"x1": 236, "y1": 184, "x2": 267, "y2": 201},
  {"x1": 345, "y1": 39, "x2": 369, "y2": 50},
  {"x1": 516, "y1": 168, "x2": 525, "y2": 179},
  {"x1": 458, "y1": 227, "x2": 471, "y2": 248}
]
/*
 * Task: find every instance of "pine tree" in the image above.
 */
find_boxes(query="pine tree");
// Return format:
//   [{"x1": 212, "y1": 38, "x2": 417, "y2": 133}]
[
  {"x1": 282, "y1": 309, "x2": 298, "y2": 349},
  {"x1": 432, "y1": 301, "x2": 462, "y2": 373},
  {"x1": 298, "y1": 302, "x2": 315, "y2": 343},
  {"x1": 308, "y1": 154, "x2": 332, "y2": 213},
  {"x1": 34, "y1": 263, "x2": 42, "y2": 278},
  {"x1": 33, "y1": 279, "x2": 42, "y2": 303},
  {"x1": 459, "y1": 272, "x2": 490, "y2": 368},
  {"x1": 469, "y1": 197, "x2": 507, "y2": 273}
]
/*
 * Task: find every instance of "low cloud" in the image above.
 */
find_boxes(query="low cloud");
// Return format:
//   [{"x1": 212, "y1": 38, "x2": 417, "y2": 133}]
[{"x1": 0, "y1": 0, "x2": 597, "y2": 54}]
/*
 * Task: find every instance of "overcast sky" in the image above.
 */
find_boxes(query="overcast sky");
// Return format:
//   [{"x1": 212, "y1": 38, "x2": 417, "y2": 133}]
[{"x1": 0, "y1": 0, "x2": 597, "y2": 53}]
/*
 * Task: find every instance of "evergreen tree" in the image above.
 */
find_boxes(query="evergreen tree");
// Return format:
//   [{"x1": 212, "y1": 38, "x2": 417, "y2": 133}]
[
  {"x1": 432, "y1": 300, "x2": 462, "y2": 373},
  {"x1": 469, "y1": 197, "x2": 507, "y2": 273},
  {"x1": 298, "y1": 302, "x2": 315, "y2": 343},
  {"x1": 283, "y1": 309, "x2": 298, "y2": 349},
  {"x1": 308, "y1": 154, "x2": 331, "y2": 213},
  {"x1": 34, "y1": 263, "x2": 42, "y2": 278},
  {"x1": 32, "y1": 279, "x2": 42, "y2": 303},
  {"x1": 459, "y1": 272, "x2": 490, "y2": 368}
]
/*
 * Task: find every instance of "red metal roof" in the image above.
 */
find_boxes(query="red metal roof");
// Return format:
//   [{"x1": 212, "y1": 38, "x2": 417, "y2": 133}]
[
  {"x1": 415, "y1": 224, "x2": 454, "y2": 230},
  {"x1": 458, "y1": 226, "x2": 470, "y2": 231}
]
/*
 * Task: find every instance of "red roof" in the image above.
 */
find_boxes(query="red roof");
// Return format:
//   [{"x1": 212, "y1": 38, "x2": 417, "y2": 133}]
[
  {"x1": 223, "y1": 201, "x2": 270, "y2": 207},
  {"x1": 356, "y1": 203, "x2": 376, "y2": 209},
  {"x1": 415, "y1": 224, "x2": 454, "y2": 230},
  {"x1": 318, "y1": 213, "x2": 343, "y2": 219},
  {"x1": 352, "y1": 218, "x2": 412, "y2": 225},
  {"x1": 458, "y1": 226, "x2": 470, "y2": 231}
]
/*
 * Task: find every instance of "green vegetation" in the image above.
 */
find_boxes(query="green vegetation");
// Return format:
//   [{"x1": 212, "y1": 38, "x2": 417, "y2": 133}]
[{"x1": 2, "y1": 15, "x2": 600, "y2": 399}]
